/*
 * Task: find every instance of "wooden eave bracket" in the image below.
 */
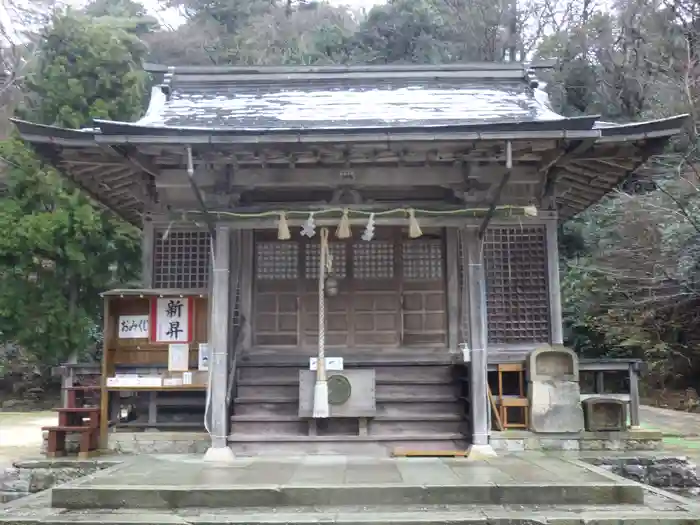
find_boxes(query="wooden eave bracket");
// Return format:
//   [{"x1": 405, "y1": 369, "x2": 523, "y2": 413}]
[
  {"x1": 478, "y1": 141, "x2": 513, "y2": 239},
  {"x1": 186, "y1": 146, "x2": 216, "y2": 238},
  {"x1": 537, "y1": 138, "x2": 597, "y2": 206}
]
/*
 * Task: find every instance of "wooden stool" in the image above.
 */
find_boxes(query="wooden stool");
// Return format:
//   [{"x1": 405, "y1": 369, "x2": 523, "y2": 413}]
[
  {"x1": 64, "y1": 385, "x2": 101, "y2": 409},
  {"x1": 496, "y1": 363, "x2": 529, "y2": 430},
  {"x1": 44, "y1": 406, "x2": 101, "y2": 458},
  {"x1": 56, "y1": 407, "x2": 100, "y2": 428}
]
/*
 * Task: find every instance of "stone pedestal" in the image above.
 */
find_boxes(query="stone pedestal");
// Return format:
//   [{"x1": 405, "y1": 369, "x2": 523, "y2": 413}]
[
  {"x1": 530, "y1": 380, "x2": 584, "y2": 432},
  {"x1": 528, "y1": 346, "x2": 584, "y2": 433},
  {"x1": 583, "y1": 398, "x2": 627, "y2": 432}
]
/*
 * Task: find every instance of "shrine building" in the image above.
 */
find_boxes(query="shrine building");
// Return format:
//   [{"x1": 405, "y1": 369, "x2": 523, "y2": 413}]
[{"x1": 13, "y1": 63, "x2": 686, "y2": 459}]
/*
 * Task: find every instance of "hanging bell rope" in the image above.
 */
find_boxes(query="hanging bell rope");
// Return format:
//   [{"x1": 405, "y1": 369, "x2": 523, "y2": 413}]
[{"x1": 312, "y1": 227, "x2": 330, "y2": 419}]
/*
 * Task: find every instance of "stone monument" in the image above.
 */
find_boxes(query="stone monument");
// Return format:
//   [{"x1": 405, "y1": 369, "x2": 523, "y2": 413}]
[{"x1": 527, "y1": 346, "x2": 584, "y2": 433}]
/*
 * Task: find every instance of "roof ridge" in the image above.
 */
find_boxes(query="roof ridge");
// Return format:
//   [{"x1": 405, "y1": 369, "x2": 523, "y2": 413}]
[
  {"x1": 142, "y1": 63, "x2": 543, "y2": 88},
  {"x1": 144, "y1": 62, "x2": 532, "y2": 75}
]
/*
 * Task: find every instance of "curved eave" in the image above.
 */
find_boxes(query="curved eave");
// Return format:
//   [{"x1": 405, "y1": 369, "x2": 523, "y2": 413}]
[
  {"x1": 92, "y1": 115, "x2": 602, "y2": 142},
  {"x1": 11, "y1": 114, "x2": 689, "y2": 225},
  {"x1": 10, "y1": 119, "x2": 147, "y2": 226},
  {"x1": 555, "y1": 115, "x2": 689, "y2": 220},
  {"x1": 598, "y1": 115, "x2": 690, "y2": 139}
]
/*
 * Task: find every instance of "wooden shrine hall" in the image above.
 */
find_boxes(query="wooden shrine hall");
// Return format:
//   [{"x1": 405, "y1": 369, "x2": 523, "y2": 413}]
[{"x1": 13, "y1": 63, "x2": 685, "y2": 459}]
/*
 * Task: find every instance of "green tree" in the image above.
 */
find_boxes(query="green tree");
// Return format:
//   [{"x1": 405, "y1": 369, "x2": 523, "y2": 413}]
[
  {"x1": 17, "y1": 13, "x2": 148, "y2": 128},
  {"x1": 0, "y1": 12, "x2": 146, "y2": 370}
]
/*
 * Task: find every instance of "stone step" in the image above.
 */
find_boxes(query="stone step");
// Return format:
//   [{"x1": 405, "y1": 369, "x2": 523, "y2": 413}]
[
  {"x1": 229, "y1": 415, "x2": 466, "y2": 436},
  {"x1": 3, "y1": 505, "x2": 698, "y2": 525},
  {"x1": 229, "y1": 438, "x2": 467, "y2": 456},
  {"x1": 50, "y1": 478, "x2": 644, "y2": 510},
  {"x1": 227, "y1": 432, "x2": 465, "y2": 442}
]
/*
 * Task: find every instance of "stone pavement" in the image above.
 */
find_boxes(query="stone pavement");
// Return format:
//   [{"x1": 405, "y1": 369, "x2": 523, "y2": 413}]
[
  {"x1": 642, "y1": 405, "x2": 700, "y2": 437},
  {"x1": 2, "y1": 454, "x2": 700, "y2": 524}
]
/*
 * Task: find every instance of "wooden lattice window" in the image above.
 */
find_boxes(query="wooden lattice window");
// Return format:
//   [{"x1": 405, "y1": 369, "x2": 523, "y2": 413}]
[
  {"x1": 353, "y1": 242, "x2": 394, "y2": 279},
  {"x1": 484, "y1": 226, "x2": 550, "y2": 344},
  {"x1": 255, "y1": 242, "x2": 299, "y2": 280},
  {"x1": 153, "y1": 230, "x2": 211, "y2": 289},
  {"x1": 304, "y1": 243, "x2": 348, "y2": 279},
  {"x1": 403, "y1": 240, "x2": 443, "y2": 280}
]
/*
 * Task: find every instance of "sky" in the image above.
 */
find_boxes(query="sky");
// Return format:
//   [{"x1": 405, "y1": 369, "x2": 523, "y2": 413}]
[
  {"x1": 0, "y1": 0, "x2": 383, "y2": 41},
  {"x1": 140, "y1": 0, "x2": 383, "y2": 28}
]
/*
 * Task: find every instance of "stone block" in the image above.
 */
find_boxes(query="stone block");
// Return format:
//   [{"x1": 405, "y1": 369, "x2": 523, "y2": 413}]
[
  {"x1": 529, "y1": 380, "x2": 584, "y2": 433},
  {"x1": 625, "y1": 439, "x2": 661, "y2": 451},
  {"x1": 583, "y1": 398, "x2": 627, "y2": 431},
  {"x1": 528, "y1": 346, "x2": 579, "y2": 382},
  {"x1": 539, "y1": 438, "x2": 579, "y2": 451},
  {"x1": 500, "y1": 439, "x2": 525, "y2": 452}
]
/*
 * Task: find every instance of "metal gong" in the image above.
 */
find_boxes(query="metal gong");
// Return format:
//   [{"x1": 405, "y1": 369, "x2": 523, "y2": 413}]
[{"x1": 327, "y1": 374, "x2": 352, "y2": 405}]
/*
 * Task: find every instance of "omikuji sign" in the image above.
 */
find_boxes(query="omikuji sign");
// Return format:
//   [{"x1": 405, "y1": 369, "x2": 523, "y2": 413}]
[
  {"x1": 118, "y1": 315, "x2": 150, "y2": 339},
  {"x1": 151, "y1": 297, "x2": 193, "y2": 343}
]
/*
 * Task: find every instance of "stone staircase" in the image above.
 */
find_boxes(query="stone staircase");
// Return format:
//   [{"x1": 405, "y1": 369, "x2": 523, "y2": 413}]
[{"x1": 229, "y1": 353, "x2": 468, "y2": 455}]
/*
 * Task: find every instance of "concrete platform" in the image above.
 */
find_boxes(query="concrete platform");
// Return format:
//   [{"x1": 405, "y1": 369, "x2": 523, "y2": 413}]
[
  {"x1": 3, "y1": 454, "x2": 700, "y2": 525},
  {"x1": 47, "y1": 454, "x2": 646, "y2": 509}
]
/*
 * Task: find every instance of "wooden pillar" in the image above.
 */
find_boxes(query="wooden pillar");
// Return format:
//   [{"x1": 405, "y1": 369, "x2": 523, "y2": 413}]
[
  {"x1": 239, "y1": 231, "x2": 254, "y2": 351},
  {"x1": 629, "y1": 362, "x2": 641, "y2": 429},
  {"x1": 204, "y1": 224, "x2": 235, "y2": 461},
  {"x1": 545, "y1": 219, "x2": 564, "y2": 345},
  {"x1": 462, "y1": 228, "x2": 492, "y2": 452},
  {"x1": 141, "y1": 220, "x2": 154, "y2": 288},
  {"x1": 99, "y1": 297, "x2": 111, "y2": 450},
  {"x1": 445, "y1": 228, "x2": 460, "y2": 353}
]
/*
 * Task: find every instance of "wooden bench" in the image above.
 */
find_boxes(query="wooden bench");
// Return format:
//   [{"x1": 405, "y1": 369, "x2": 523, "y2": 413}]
[{"x1": 43, "y1": 425, "x2": 99, "y2": 458}]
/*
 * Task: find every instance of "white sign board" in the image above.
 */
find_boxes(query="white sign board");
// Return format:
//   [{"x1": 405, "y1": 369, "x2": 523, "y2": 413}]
[
  {"x1": 152, "y1": 297, "x2": 192, "y2": 343},
  {"x1": 309, "y1": 357, "x2": 344, "y2": 371},
  {"x1": 198, "y1": 343, "x2": 210, "y2": 371},
  {"x1": 168, "y1": 343, "x2": 190, "y2": 372},
  {"x1": 118, "y1": 315, "x2": 149, "y2": 339}
]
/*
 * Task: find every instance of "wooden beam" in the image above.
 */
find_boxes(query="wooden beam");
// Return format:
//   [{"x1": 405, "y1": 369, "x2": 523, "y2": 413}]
[{"x1": 156, "y1": 165, "x2": 543, "y2": 190}]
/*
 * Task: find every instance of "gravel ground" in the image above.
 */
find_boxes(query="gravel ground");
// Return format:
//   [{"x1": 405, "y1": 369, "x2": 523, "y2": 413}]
[{"x1": 0, "y1": 412, "x2": 56, "y2": 470}]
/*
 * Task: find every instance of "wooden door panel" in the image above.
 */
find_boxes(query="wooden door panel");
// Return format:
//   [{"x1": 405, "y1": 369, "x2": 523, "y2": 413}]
[
  {"x1": 252, "y1": 228, "x2": 449, "y2": 349},
  {"x1": 301, "y1": 292, "x2": 350, "y2": 347},
  {"x1": 401, "y1": 236, "x2": 447, "y2": 346},
  {"x1": 253, "y1": 239, "x2": 300, "y2": 347}
]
